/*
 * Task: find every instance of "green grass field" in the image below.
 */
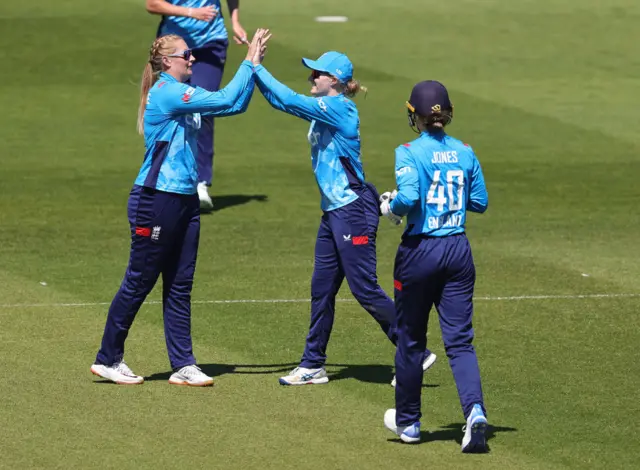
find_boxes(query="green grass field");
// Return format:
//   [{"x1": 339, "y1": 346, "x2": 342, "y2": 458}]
[{"x1": 1, "y1": 0, "x2": 639, "y2": 468}]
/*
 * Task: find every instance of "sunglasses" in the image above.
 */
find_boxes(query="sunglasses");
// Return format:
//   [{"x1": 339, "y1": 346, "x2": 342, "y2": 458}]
[
  {"x1": 311, "y1": 70, "x2": 331, "y2": 79},
  {"x1": 165, "y1": 49, "x2": 193, "y2": 61}
]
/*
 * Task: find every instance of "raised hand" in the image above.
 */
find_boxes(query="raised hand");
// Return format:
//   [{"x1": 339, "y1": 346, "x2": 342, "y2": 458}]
[
  {"x1": 245, "y1": 29, "x2": 271, "y2": 66},
  {"x1": 258, "y1": 30, "x2": 272, "y2": 64}
]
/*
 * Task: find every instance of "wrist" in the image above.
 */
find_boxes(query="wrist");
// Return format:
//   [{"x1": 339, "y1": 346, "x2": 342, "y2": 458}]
[{"x1": 187, "y1": 7, "x2": 193, "y2": 18}]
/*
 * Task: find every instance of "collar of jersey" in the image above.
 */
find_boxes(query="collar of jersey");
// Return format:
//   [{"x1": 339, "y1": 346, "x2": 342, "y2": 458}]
[
  {"x1": 421, "y1": 129, "x2": 446, "y2": 139},
  {"x1": 159, "y1": 72, "x2": 180, "y2": 83}
]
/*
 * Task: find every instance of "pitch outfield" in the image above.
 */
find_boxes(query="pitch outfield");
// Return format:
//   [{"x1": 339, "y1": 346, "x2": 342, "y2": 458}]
[{"x1": 1, "y1": 0, "x2": 639, "y2": 468}]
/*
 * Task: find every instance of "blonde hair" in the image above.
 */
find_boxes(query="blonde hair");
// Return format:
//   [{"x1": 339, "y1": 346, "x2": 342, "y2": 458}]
[
  {"x1": 137, "y1": 34, "x2": 183, "y2": 135},
  {"x1": 344, "y1": 79, "x2": 367, "y2": 98}
]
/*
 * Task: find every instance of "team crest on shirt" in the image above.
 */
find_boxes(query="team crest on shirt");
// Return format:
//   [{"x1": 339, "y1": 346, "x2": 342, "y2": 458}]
[{"x1": 151, "y1": 226, "x2": 161, "y2": 241}]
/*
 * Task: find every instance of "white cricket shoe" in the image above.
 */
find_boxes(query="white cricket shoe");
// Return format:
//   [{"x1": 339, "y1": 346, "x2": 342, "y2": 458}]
[
  {"x1": 383, "y1": 408, "x2": 421, "y2": 443},
  {"x1": 391, "y1": 352, "x2": 437, "y2": 387},
  {"x1": 91, "y1": 361, "x2": 144, "y2": 385},
  {"x1": 461, "y1": 404, "x2": 488, "y2": 453},
  {"x1": 279, "y1": 366, "x2": 329, "y2": 385},
  {"x1": 169, "y1": 365, "x2": 214, "y2": 386},
  {"x1": 197, "y1": 182, "x2": 214, "y2": 212}
]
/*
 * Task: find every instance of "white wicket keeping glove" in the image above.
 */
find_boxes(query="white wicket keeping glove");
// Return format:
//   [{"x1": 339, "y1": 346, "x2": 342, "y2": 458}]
[{"x1": 379, "y1": 190, "x2": 402, "y2": 226}]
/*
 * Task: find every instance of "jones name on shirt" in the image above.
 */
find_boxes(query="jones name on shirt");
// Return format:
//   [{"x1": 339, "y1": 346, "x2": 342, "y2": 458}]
[{"x1": 432, "y1": 151, "x2": 458, "y2": 163}]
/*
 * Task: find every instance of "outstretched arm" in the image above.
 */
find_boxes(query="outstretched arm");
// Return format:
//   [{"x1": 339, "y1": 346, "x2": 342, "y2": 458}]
[
  {"x1": 157, "y1": 61, "x2": 254, "y2": 116},
  {"x1": 254, "y1": 65, "x2": 346, "y2": 126}
]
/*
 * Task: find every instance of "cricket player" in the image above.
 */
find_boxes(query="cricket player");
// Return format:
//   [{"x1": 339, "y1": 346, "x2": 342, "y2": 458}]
[
  {"x1": 90, "y1": 31, "x2": 269, "y2": 386},
  {"x1": 253, "y1": 52, "x2": 435, "y2": 386},
  {"x1": 380, "y1": 81, "x2": 489, "y2": 452},
  {"x1": 146, "y1": 0, "x2": 249, "y2": 211}
]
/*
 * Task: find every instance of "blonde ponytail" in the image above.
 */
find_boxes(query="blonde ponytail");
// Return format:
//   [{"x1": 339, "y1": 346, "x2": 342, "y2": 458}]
[
  {"x1": 137, "y1": 62, "x2": 155, "y2": 135},
  {"x1": 136, "y1": 34, "x2": 183, "y2": 135}
]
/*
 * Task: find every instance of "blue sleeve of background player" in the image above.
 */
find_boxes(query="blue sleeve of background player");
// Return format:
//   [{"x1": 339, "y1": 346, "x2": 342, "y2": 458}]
[
  {"x1": 157, "y1": 61, "x2": 254, "y2": 116},
  {"x1": 468, "y1": 153, "x2": 488, "y2": 213},
  {"x1": 253, "y1": 64, "x2": 347, "y2": 126},
  {"x1": 390, "y1": 146, "x2": 420, "y2": 216}
]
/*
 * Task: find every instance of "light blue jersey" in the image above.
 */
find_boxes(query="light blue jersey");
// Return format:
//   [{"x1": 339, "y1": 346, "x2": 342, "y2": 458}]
[
  {"x1": 254, "y1": 65, "x2": 364, "y2": 211},
  {"x1": 135, "y1": 61, "x2": 254, "y2": 194},
  {"x1": 158, "y1": 0, "x2": 227, "y2": 48},
  {"x1": 390, "y1": 131, "x2": 488, "y2": 237}
]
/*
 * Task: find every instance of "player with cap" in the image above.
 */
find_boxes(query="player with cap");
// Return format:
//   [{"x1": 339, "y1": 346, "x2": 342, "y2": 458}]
[
  {"x1": 380, "y1": 80, "x2": 489, "y2": 452},
  {"x1": 252, "y1": 52, "x2": 437, "y2": 386}
]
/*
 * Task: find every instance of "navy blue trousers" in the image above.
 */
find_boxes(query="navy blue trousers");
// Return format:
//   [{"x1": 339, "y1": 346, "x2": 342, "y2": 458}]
[
  {"x1": 95, "y1": 185, "x2": 200, "y2": 370},
  {"x1": 300, "y1": 186, "x2": 398, "y2": 368},
  {"x1": 394, "y1": 234, "x2": 485, "y2": 426},
  {"x1": 190, "y1": 40, "x2": 228, "y2": 185}
]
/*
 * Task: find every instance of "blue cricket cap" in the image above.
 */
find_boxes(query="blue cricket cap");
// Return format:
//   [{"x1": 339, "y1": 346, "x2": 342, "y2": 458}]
[
  {"x1": 407, "y1": 81, "x2": 452, "y2": 116},
  {"x1": 302, "y1": 51, "x2": 353, "y2": 83}
]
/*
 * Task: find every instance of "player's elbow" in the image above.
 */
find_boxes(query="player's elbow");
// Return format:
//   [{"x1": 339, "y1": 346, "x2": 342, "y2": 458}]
[
  {"x1": 214, "y1": 90, "x2": 237, "y2": 110},
  {"x1": 145, "y1": 0, "x2": 162, "y2": 14},
  {"x1": 470, "y1": 199, "x2": 488, "y2": 213},
  {"x1": 402, "y1": 190, "x2": 420, "y2": 207},
  {"x1": 392, "y1": 191, "x2": 419, "y2": 215}
]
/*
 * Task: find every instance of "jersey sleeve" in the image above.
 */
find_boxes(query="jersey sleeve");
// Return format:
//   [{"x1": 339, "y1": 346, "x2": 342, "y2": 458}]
[
  {"x1": 156, "y1": 60, "x2": 255, "y2": 116},
  {"x1": 467, "y1": 150, "x2": 488, "y2": 213},
  {"x1": 390, "y1": 145, "x2": 420, "y2": 216},
  {"x1": 254, "y1": 64, "x2": 348, "y2": 126}
]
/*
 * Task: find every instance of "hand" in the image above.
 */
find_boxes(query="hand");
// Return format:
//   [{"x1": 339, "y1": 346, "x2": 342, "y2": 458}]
[
  {"x1": 189, "y1": 6, "x2": 217, "y2": 22},
  {"x1": 244, "y1": 28, "x2": 271, "y2": 66},
  {"x1": 379, "y1": 190, "x2": 397, "y2": 203},
  {"x1": 380, "y1": 190, "x2": 402, "y2": 225},
  {"x1": 232, "y1": 21, "x2": 248, "y2": 45}
]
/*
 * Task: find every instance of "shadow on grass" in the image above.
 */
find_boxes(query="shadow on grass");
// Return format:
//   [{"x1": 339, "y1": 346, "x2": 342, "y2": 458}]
[
  {"x1": 201, "y1": 194, "x2": 268, "y2": 214},
  {"x1": 140, "y1": 362, "x2": 438, "y2": 388},
  {"x1": 327, "y1": 363, "x2": 439, "y2": 388},
  {"x1": 386, "y1": 424, "x2": 518, "y2": 450},
  {"x1": 144, "y1": 362, "x2": 297, "y2": 382}
]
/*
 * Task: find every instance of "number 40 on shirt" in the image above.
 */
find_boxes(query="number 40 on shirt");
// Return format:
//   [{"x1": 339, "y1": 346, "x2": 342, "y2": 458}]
[{"x1": 427, "y1": 170, "x2": 464, "y2": 212}]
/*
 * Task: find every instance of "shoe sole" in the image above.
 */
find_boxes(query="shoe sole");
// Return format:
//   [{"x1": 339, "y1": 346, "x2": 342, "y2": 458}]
[
  {"x1": 199, "y1": 198, "x2": 214, "y2": 211},
  {"x1": 384, "y1": 410, "x2": 420, "y2": 443},
  {"x1": 462, "y1": 420, "x2": 488, "y2": 453},
  {"x1": 90, "y1": 366, "x2": 144, "y2": 385},
  {"x1": 278, "y1": 377, "x2": 329, "y2": 386},
  {"x1": 391, "y1": 354, "x2": 438, "y2": 387},
  {"x1": 168, "y1": 379, "x2": 214, "y2": 387},
  {"x1": 400, "y1": 433, "x2": 421, "y2": 444},
  {"x1": 423, "y1": 354, "x2": 437, "y2": 371}
]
